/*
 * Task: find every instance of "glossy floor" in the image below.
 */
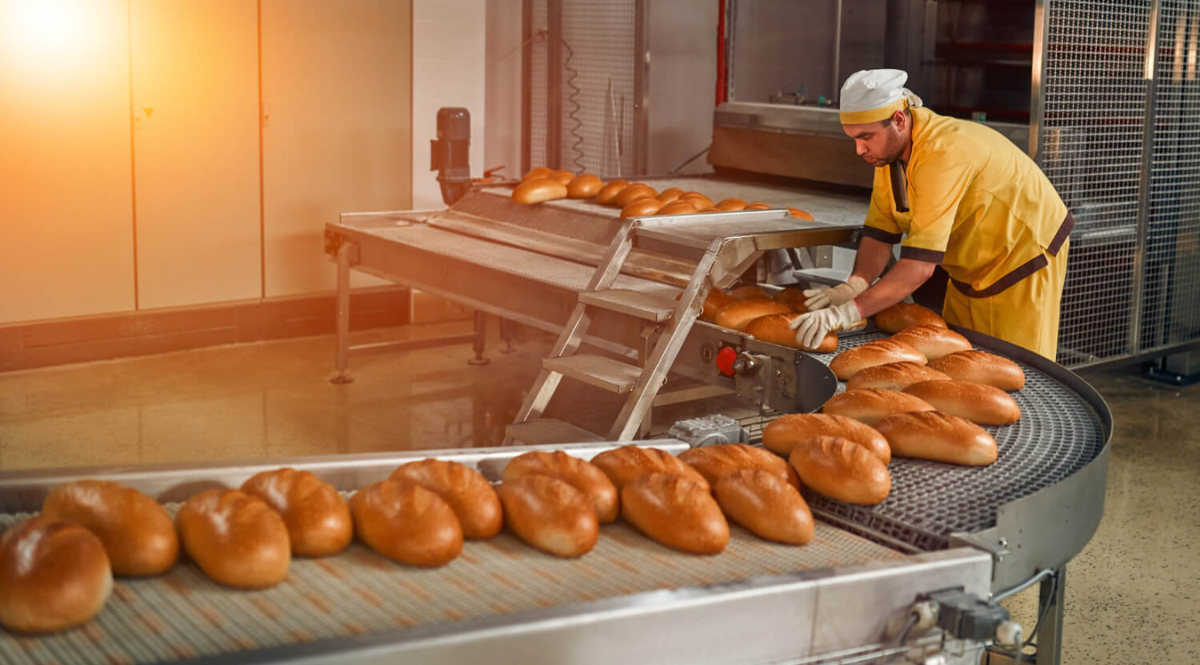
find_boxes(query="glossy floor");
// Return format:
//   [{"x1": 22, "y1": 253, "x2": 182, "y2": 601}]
[{"x1": 0, "y1": 322, "x2": 1197, "y2": 663}]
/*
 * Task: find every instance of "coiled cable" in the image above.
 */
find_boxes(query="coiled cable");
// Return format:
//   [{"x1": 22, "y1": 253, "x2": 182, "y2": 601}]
[{"x1": 561, "y1": 38, "x2": 586, "y2": 173}]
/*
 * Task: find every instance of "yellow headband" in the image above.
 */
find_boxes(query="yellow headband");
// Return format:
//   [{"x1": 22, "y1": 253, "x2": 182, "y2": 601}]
[{"x1": 839, "y1": 97, "x2": 908, "y2": 125}]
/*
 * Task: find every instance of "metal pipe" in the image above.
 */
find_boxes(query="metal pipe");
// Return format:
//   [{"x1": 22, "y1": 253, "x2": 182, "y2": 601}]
[
  {"x1": 1029, "y1": 0, "x2": 1050, "y2": 162},
  {"x1": 832, "y1": 0, "x2": 843, "y2": 101},
  {"x1": 546, "y1": 0, "x2": 563, "y2": 169},
  {"x1": 1130, "y1": 0, "x2": 1163, "y2": 357},
  {"x1": 331, "y1": 242, "x2": 356, "y2": 385},
  {"x1": 633, "y1": 0, "x2": 650, "y2": 175},
  {"x1": 521, "y1": 0, "x2": 533, "y2": 174}
]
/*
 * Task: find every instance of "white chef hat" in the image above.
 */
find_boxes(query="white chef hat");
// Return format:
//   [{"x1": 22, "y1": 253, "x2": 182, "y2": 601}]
[{"x1": 839, "y1": 69, "x2": 923, "y2": 124}]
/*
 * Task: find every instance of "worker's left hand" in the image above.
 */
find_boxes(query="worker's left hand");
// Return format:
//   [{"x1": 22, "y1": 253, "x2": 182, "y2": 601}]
[{"x1": 789, "y1": 300, "x2": 864, "y2": 350}]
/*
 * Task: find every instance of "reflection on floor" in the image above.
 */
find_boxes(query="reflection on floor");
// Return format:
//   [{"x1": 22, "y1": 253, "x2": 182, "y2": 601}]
[{"x1": 0, "y1": 322, "x2": 1197, "y2": 663}]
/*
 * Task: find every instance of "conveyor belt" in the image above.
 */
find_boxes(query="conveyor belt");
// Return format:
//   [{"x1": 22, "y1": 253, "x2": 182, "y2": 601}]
[
  {"x1": 0, "y1": 505, "x2": 900, "y2": 665},
  {"x1": 745, "y1": 331, "x2": 1108, "y2": 552}
]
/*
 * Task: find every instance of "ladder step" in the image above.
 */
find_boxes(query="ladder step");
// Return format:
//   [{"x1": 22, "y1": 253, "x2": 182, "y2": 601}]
[
  {"x1": 543, "y1": 354, "x2": 643, "y2": 394},
  {"x1": 578, "y1": 289, "x2": 676, "y2": 322},
  {"x1": 505, "y1": 418, "x2": 604, "y2": 445}
]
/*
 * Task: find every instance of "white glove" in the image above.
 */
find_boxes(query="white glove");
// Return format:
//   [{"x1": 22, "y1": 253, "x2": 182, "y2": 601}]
[
  {"x1": 803, "y1": 276, "x2": 869, "y2": 311},
  {"x1": 789, "y1": 300, "x2": 865, "y2": 350}
]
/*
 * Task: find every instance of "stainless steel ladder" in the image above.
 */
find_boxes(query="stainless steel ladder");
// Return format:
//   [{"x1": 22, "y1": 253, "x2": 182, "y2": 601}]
[{"x1": 503, "y1": 219, "x2": 720, "y2": 444}]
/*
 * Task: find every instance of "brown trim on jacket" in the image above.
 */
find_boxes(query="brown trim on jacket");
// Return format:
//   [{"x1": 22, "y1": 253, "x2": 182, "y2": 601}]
[{"x1": 949, "y1": 211, "x2": 1073, "y2": 298}]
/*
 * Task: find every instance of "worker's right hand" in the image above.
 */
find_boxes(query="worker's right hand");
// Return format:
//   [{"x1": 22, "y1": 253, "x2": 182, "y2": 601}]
[{"x1": 803, "y1": 276, "x2": 869, "y2": 310}]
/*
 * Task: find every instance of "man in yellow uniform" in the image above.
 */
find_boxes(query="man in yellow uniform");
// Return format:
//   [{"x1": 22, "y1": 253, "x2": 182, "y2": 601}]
[{"x1": 791, "y1": 69, "x2": 1072, "y2": 360}]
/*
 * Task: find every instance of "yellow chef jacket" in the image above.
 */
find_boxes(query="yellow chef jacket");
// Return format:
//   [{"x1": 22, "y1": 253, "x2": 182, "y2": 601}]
[{"x1": 862, "y1": 107, "x2": 1072, "y2": 359}]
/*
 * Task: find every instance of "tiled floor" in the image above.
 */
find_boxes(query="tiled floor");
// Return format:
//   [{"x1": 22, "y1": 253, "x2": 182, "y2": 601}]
[{"x1": 0, "y1": 322, "x2": 1197, "y2": 663}]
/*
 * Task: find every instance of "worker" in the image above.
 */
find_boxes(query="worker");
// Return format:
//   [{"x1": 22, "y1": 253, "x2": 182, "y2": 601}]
[{"x1": 791, "y1": 69, "x2": 1072, "y2": 360}]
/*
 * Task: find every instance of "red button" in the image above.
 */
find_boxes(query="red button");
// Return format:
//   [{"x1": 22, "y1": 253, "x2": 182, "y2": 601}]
[{"x1": 715, "y1": 346, "x2": 738, "y2": 376}]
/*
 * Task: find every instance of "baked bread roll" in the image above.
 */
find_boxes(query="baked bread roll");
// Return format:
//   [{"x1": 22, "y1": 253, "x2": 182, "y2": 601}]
[
  {"x1": 715, "y1": 198, "x2": 747, "y2": 211},
  {"x1": 890, "y1": 325, "x2": 972, "y2": 360},
  {"x1": 829, "y1": 339, "x2": 926, "y2": 380},
  {"x1": 522, "y1": 166, "x2": 553, "y2": 181},
  {"x1": 613, "y1": 183, "x2": 658, "y2": 208},
  {"x1": 240, "y1": 469, "x2": 353, "y2": 557},
  {"x1": 927, "y1": 350, "x2": 1026, "y2": 391},
  {"x1": 502, "y1": 450, "x2": 619, "y2": 523},
  {"x1": 713, "y1": 299, "x2": 793, "y2": 331},
  {"x1": 773, "y1": 287, "x2": 810, "y2": 314},
  {"x1": 728, "y1": 285, "x2": 770, "y2": 301},
  {"x1": 41, "y1": 480, "x2": 177, "y2": 578},
  {"x1": 621, "y1": 474, "x2": 728, "y2": 554},
  {"x1": 845, "y1": 361, "x2": 952, "y2": 392},
  {"x1": 822, "y1": 388, "x2": 936, "y2": 426},
  {"x1": 567, "y1": 174, "x2": 603, "y2": 198},
  {"x1": 550, "y1": 169, "x2": 575, "y2": 186},
  {"x1": 590, "y1": 445, "x2": 710, "y2": 492},
  {"x1": 745, "y1": 314, "x2": 837, "y2": 352},
  {"x1": 746, "y1": 202, "x2": 771, "y2": 210},
  {"x1": 390, "y1": 459, "x2": 503, "y2": 540},
  {"x1": 350, "y1": 481, "x2": 462, "y2": 567},
  {"x1": 875, "y1": 411, "x2": 998, "y2": 466},
  {"x1": 512, "y1": 178, "x2": 568, "y2": 205},
  {"x1": 620, "y1": 197, "x2": 664, "y2": 218},
  {"x1": 177, "y1": 490, "x2": 290, "y2": 588},
  {"x1": 788, "y1": 437, "x2": 891, "y2": 505},
  {"x1": 678, "y1": 192, "x2": 714, "y2": 209},
  {"x1": 657, "y1": 187, "x2": 685, "y2": 204},
  {"x1": 788, "y1": 208, "x2": 815, "y2": 221},
  {"x1": 595, "y1": 179, "x2": 630, "y2": 205},
  {"x1": 678, "y1": 443, "x2": 800, "y2": 490},
  {"x1": 497, "y1": 475, "x2": 599, "y2": 557},
  {"x1": 700, "y1": 288, "x2": 734, "y2": 321},
  {"x1": 0, "y1": 517, "x2": 112, "y2": 633},
  {"x1": 762, "y1": 413, "x2": 891, "y2": 464},
  {"x1": 714, "y1": 470, "x2": 813, "y2": 545},
  {"x1": 658, "y1": 200, "x2": 701, "y2": 216},
  {"x1": 903, "y1": 380, "x2": 1021, "y2": 425},
  {"x1": 874, "y1": 303, "x2": 947, "y2": 333}
]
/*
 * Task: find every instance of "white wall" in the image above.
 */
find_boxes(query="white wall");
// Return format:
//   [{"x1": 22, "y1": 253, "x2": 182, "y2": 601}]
[
  {"x1": 647, "y1": 0, "x2": 718, "y2": 175},
  {"x1": 412, "y1": 0, "x2": 488, "y2": 209},
  {"x1": 485, "y1": 0, "x2": 523, "y2": 179}
]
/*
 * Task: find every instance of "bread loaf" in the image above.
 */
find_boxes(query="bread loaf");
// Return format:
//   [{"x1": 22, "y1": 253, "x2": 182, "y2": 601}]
[
  {"x1": 502, "y1": 450, "x2": 619, "y2": 523},
  {"x1": 746, "y1": 202, "x2": 771, "y2": 210},
  {"x1": 829, "y1": 339, "x2": 927, "y2": 380},
  {"x1": 41, "y1": 480, "x2": 178, "y2": 578},
  {"x1": 550, "y1": 169, "x2": 575, "y2": 186},
  {"x1": 590, "y1": 445, "x2": 710, "y2": 492},
  {"x1": 845, "y1": 361, "x2": 952, "y2": 392},
  {"x1": 788, "y1": 208, "x2": 815, "y2": 221},
  {"x1": 789, "y1": 437, "x2": 891, "y2": 505},
  {"x1": 512, "y1": 178, "x2": 568, "y2": 205},
  {"x1": 715, "y1": 198, "x2": 747, "y2": 211},
  {"x1": 390, "y1": 459, "x2": 503, "y2": 540},
  {"x1": 613, "y1": 183, "x2": 658, "y2": 208},
  {"x1": 903, "y1": 380, "x2": 1021, "y2": 425},
  {"x1": 700, "y1": 288, "x2": 734, "y2": 321},
  {"x1": 657, "y1": 187, "x2": 685, "y2": 204},
  {"x1": 745, "y1": 313, "x2": 837, "y2": 352},
  {"x1": 875, "y1": 411, "x2": 998, "y2": 466},
  {"x1": 567, "y1": 174, "x2": 603, "y2": 199},
  {"x1": 822, "y1": 388, "x2": 936, "y2": 426},
  {"x1": 713, "y1": 299, "x2": 793, "y2": 331},
  {"x1": 240, "y1": 469, "x2": 353, "y2": 557},
  {"x1": 678, "y1": 443, "x2": 800, "y2": 490},
  {"x1": 678, "y1": 192, "x2": 714, "y2": 209},
  {"x1": 497, "y1": 475, "x2": 599, "y2": 557},
  {"x1": 890, "y1": 325, "x2": 972, "y2": 360},
  {"x1": 595, "y1": 179, "x2": 630, "y2": 205},
  {"x1": 714, "y1": 470, "x2": 813, "y2": 545},
  {"x1": 621, "y1": 474, "x2": 728, "y2": 554},
  {"x1": 177, "y1": 490, "x2": 290, "y2": 588},
  {"x1": 658, "y1": 200, "x2": 701, "y2": 216},
  {"x1": 728, "y1": 285, "x2": 770, "y2": 301},
  {"x1": 522, "y1": 166, "x2": 553, "y2": 181},
  {"x1": 927, "y1": 350, "x2": 1026, "y2": 391},
  {"x1": 762, "y1": 413, "x2": 892, "y2": 464},
  {"x1": 874, "y1": 303, "x2": 947, "y2": 333},
  {"x1": 0, "y1": 517, "x2": 112, "y2": 633},
  {"x1": 773, "y1": 287, "x2": 810, "y2": 314},
  {"x1": 350, "y1": 481, "x2": 462, "y2": 567},
  {"x1": 620, "y1": 197, "x2": 664, "y2": 218}
]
